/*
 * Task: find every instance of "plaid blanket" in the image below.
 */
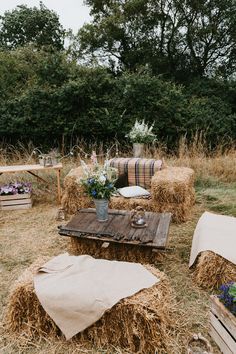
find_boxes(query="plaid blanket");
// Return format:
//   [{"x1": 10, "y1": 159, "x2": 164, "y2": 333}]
[{"x1": 108, "y1": 158, "x2": 163, "y2": 189}]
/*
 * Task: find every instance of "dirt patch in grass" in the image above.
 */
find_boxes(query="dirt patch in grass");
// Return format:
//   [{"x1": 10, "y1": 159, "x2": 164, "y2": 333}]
[{"x1": 1, "y1": 175, "x2": 235, "y2": 353}]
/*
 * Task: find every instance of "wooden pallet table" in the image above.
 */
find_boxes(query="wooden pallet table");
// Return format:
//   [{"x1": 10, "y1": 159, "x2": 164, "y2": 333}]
[{"x1": 58, "y1": 208, "x2": 172, "y2": 250}]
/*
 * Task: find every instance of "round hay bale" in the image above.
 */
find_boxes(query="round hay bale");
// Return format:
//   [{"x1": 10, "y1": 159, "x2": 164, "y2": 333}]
[
  {"x1": 5, "y1": 258, "x2": 176, "y2": 354},
  {"x1": 193, "y1": 251, "x2": 236, "y2": 290},
  {"x1": 69, "y1": 237, "x2": 165, "y2": 264}
]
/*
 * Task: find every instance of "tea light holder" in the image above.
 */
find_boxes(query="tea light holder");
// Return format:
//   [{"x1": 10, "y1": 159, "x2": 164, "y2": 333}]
[{"x1": 130, "y1": 206, "x2": 147, "y2": 228}]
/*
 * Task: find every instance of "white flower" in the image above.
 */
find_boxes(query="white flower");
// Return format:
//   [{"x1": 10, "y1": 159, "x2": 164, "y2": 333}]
[
  {"x1": 99, "y1": 175, "x2": 106, "y2": 184},
  {"x1": 127, "y1": 120, "x2": 156, "y2": 144},
  {"x1": 80, "y1": 159, "x2": 90, "y2": 177}
]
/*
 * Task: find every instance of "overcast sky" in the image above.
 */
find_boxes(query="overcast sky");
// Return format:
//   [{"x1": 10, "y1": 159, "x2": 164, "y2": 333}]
[{"x1": 0, "y1": 0, "x2": 91, "y2": 34}]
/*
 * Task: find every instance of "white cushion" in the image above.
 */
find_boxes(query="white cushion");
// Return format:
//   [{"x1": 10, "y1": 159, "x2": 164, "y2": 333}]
[{"x1": 118, "y1": 186, "x2": 150, "y2": 198}]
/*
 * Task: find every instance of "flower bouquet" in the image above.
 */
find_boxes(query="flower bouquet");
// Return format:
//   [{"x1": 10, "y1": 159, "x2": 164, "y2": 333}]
[
  {"x1": 126, "y1": 120, "x2": 156, "y2": 157},
  {"x1": 79, "y1": 153, "x2": 117, "y2": 221},
  {"x1": 80, "y1": 159, "x2": 117, "y2": 200},
  {"x1": 126, "y1": 120, "x2": 156, "y2": 144}
]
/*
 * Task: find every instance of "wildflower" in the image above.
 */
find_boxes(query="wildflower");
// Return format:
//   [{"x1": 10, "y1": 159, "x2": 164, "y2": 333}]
[
  {"x1": 79, "y1": 159, "x2": 117, "y2": 200},
  {"x1": 126, "y1": 119, "x2": 156, "y2": 144},
  {"x1": 91, "y1": 151, "x2": 98, "y2": 165},
  {"x1": 99, "y1": 175, "x2": 106, "y2": 184}
]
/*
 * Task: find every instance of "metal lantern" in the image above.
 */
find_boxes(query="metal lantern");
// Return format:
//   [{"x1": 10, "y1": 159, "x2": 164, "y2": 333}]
[{"x1": 56, "y1": 207, "x2": 66, "y2": 221}]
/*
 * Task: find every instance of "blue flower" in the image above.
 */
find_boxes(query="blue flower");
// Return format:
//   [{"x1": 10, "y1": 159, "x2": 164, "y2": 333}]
[
  {"x1": 91, "y1": 190, "x2": 97, "y2": 197},
  {"x1": 88, "y1": 178, "x2": 95, "y2": 185},
  {"x1": 108, "y1": 183, "x2": 113, "y2": 189}
]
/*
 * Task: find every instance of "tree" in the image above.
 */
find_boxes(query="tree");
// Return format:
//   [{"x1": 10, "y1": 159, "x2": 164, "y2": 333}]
[
  {"x1": 0, "y1": 1, "x2": 65, "y2": 50},
  {"x1": 78, "y1": 0, "x2": 236, "y2": 81}
]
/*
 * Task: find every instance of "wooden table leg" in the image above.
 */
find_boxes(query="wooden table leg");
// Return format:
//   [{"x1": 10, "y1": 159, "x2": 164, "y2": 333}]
[{"x1": 56, "y1": 169, "x2": 61, "y2": 204}]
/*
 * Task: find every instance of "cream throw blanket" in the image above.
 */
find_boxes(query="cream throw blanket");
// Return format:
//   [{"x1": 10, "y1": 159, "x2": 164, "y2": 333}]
[
  {"x1": 189, "y1": 211, "x2": 236, "y2": 267},
  {"x1": 34, "y1": 253, "x2": 159, "y2": 340}
]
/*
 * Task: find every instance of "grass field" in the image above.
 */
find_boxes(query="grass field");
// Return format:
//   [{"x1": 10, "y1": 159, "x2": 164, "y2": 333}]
[{"x1": 0, "y1": 147, "x2": 235, "y2": 353}]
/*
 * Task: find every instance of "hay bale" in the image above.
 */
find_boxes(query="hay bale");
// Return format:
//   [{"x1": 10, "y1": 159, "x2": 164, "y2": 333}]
[
  {"x1": 5, "y1": 257, "x2": 59, "y2": 338},
  {"x1": 110, "y1": 191, "x2": 194, "y2": 223},
  {"x1": 6, "y1": 258, "x2": 176, "y2": 354},
  {"x1": 62, "y1": 165, "x2": 195, "y2": 222},
  {"x1": 61, "y1": 166, "x2": 92, "y2": 214},
  {"x1": 69, "y1": 237, "x2": 165, "y2": 264},
  {"x1": 193, "y1": 251, "x2": 236, "y2": 290},
  {"x1": 151, "y1": 167, "x2": 195, "y2": 204}
]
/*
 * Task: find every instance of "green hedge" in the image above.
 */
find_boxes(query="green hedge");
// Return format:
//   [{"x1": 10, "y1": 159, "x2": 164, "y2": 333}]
[{"x1": 0, "y1": 48, "x2": 235, "y2": 150}]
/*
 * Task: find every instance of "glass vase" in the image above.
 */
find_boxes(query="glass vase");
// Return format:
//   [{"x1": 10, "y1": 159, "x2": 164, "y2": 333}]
[{"x1": 93, "y1": 199, "x2": 109, "y2": 222}]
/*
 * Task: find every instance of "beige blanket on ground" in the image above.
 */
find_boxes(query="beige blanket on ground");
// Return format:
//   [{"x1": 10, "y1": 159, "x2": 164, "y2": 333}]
[
  {"x1": 34, "y1": 253, "x2": 159, "y2": 340},
  {"x1": 189, "y1": 211, "x2": 236, "y2": 267}
]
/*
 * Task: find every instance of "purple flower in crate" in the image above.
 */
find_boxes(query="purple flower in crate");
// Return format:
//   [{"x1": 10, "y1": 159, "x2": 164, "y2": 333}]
[
  {"x1": 218, "y1": 282, "x2": 236, "y2": 316},
  {"x1": 0, "y1": 182, "x2": 32, "y2": 196}
]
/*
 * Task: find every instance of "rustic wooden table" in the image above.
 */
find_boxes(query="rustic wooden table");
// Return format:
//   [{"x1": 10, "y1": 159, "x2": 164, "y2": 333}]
[
  {"x1": 58, "y1": 208, "x2": 172, "y2": 250},
  {"x1": 0, "y1": 163, "x2": 63, "y2": 203}
]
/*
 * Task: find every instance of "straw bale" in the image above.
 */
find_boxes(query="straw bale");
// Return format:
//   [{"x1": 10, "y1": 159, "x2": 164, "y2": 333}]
[
  {"x1": 6, "y1": 258, "x2": 176, "y2": 354},
  {"x1": 110, "y1": 195, "x2": 152, "y2": 212},
  {"x1": 110, "y1": 192, "x2": 194, "y2": 223},
  {"x1": 5, "y1": 257, "x2": 60, "y2": 337},
  {"x1": 151, "y1": 167, "x2": 195, "y2": 204},
  {"x1": 62, "y1": 166, "x2": 93, "y2": 214},
  {"x1": 69, "y1": 237, "x2": 165, "y2": 264},
  {"x1": 193, "y1": 251, "x2": 236, "y2": 290},
  {"x1": 62, "y1": 165, "x2": 195, "y2": 222}
]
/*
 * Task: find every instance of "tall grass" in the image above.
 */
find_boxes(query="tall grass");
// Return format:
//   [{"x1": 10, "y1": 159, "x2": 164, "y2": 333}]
[{"x1": 0, "y1": 135, "x2": 235, "y2": 184}]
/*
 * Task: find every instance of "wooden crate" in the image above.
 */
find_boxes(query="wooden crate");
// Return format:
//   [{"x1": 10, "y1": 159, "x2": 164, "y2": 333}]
[
  {"x1": 0, "y1": 193, "x2": 32, "y2": 210},
  {"x1": 209, "y1": 295, "x2": 236, "y2": 354}
]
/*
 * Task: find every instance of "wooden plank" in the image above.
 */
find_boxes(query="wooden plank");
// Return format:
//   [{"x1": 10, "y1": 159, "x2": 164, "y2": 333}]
[
  {"x1": 0, "y1": 163, "x2": 62, "y2": 173},
  {"x1": 209, "y1": 324, "x2": 233, "y2": 354},
  {"x1": 210, "y1": 312, "x2": 236, "y2": 353},
  {"x1": 0, "y1": 198, "x2": 31, "y2": 206},
  {"x1": 0, "y1": 203, "x2": 32, "y2": 210},
  {"x1": 0, "y1": 193, "x2": 31, "y2": 201},
  {"x1": 140, "y1": 213, "x2": 160, "y2": 244},
  {"x1": 105, "y1": 213, "x2": 129, "y2": 240},
  {"x1": 66, "y1": 212, "x2": 95, "y2": 230},
  {"x1": 153, "y1": 213, "x2": 171, "y2": 248}
]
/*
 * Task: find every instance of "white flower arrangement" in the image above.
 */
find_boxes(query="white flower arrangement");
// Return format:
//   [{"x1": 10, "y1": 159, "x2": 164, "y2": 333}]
[{"x1": 126, "y1": 120, "x2": 156, "y2": 144}]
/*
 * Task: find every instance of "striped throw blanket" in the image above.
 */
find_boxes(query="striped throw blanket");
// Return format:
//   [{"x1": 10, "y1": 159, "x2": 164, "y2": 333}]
[{"x1": 108, "y1": 158, "x2": 163, "y2": 189}]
